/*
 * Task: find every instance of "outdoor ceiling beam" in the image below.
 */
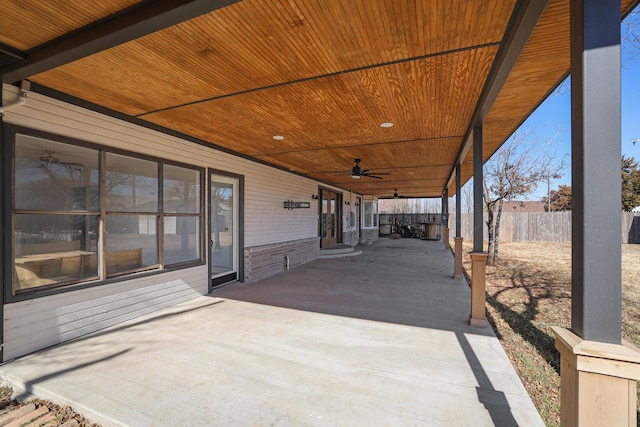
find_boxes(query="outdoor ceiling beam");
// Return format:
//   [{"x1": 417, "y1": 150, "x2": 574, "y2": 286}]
[
  {"x1": 445, "y1": 0, "x2": 548, "y2": 190},
  {"x1": 0, "y1": 42, "x2": 26, "y2": 70},
  {"x1": 0, "y1": 0, "x2": 240, "y2": 84},
  {"x1": 0, "y1": 42, "x2": 26, "y2": 60}
]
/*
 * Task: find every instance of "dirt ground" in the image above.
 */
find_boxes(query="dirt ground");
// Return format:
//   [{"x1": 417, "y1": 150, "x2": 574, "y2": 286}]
[
  {"x1": 0, "y1": 385, "x2": 99, "y2": 426},
  {"x1": 460, "y1": 241, "x2": 640, "y2": 427}
]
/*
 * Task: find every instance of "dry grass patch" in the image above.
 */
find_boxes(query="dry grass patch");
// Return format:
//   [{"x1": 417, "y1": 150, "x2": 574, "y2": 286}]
[{"x1": 460, "y1": 241, "x2": 640, "y2": 427}]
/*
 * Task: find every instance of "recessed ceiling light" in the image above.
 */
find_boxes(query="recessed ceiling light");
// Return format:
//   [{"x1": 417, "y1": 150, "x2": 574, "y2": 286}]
[
  {"x1": 380, "y1": 122, "x2": 394, "y2": 128},
  {"x1": 289, "y1": 168, "x2": 295, "y2": 171},
  {"x1": 273, "y1": 135, "x2": 285, "y2": 140},
  {"x1": 407, "y1": 172, "x2": 415, "y2": 175}
]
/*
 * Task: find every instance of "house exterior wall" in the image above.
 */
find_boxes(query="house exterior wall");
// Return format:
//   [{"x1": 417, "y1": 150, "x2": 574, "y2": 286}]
[
  {"x1": 244, "y1": 237, "x2": 319, "y2": 282},
  {"x1": 2, "y1": 86, "x2": 327, "y2": 248},
  {"x1": 361, "y1": 228, "x2": 380, "y2": 242},
  {"x1": 342, "y1": 230, "x2": 359, "y2": 246},
  {"x1": 1, "y1": 85, "x2": 359, "y2": 360},
  {"x1": 3, "y1": 267, "x2": 205, "y2": 361}
]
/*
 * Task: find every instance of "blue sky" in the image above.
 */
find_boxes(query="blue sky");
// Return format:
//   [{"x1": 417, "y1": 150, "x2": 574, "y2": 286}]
[{"x1": 481, "y1": 10, "x2": 640, "y2": 200}]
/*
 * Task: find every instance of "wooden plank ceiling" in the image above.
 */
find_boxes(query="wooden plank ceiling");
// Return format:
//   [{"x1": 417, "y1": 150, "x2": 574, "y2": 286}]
[{"x1": 0, "y1": 0, "x2": 636, "y2": 198}]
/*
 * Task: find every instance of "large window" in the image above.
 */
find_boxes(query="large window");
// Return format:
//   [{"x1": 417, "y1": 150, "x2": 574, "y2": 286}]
[
  {"x1": 105, "y1": 153, "x2": 159, "y2": 275},
  {"x1": 9, "y1": 127, "x2": 203, "y2": 295},
  {"x1": 164, "y1": 165, "x2": 201, "y2": 265},
  {"x1": 364, "y1": 202, "x2": 373, "y2": 227},
  {"x1": 363, "y1": 200, "x2": 378, "y2": 228}
]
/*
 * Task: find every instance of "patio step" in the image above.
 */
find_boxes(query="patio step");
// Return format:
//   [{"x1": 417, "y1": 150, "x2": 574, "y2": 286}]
[{"x1": 318, "y1": 244, "x2": 362, "y2": 259}]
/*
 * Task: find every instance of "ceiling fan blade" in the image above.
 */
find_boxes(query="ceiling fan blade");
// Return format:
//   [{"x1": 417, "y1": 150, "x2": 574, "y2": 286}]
[
  {"x1": 47, "y1": 160, "x2": 84, "y2": 167},
  {"x1": 362, "y1": 168, "x2": 391, "y2": 175},
  {"x1": 361, "y1": 173, "x2": 383, "y2": 179}
]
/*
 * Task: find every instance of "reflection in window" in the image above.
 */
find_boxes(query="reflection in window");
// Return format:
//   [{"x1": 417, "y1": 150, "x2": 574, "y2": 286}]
[
  {"x1": 363, "y1": 201, "x2": 378, "y2": 228},
  {"x1": 106, "y1": 215, "x2": 158, "y2": 275},
  {"x1": 164, "y1": 165, "x2": 201, "y2": 265},
  {"x1": 364, "y1": 202, "x2": 373, "y2": 227},
  {"x1": 15, "y1": 136, "x2": 100, "y2": 211},
  {"x1": 210, "y1": 181, "x2": 233, "y2": 272},
  {"x1": 164, "y1": 217, "x2": 201, "y2": 265},
  {"x1": 105, "y1": 153, "x2": 158, "y2": 212},
  {"x1": 14, "y1": 214, "x2": 99, "y2": 290},
  {"x1": 321, "y1": 199, "x2": 328, "y2": 238},
  {"x1": 373, "y1": 202, "x2": 378, "y2": 227},
  {"x1": 11, "y1": 127, "x2": 204, "y2": 295},
  {"x1": 164, "y1": 165, "x2": 200, "y2": 213}
]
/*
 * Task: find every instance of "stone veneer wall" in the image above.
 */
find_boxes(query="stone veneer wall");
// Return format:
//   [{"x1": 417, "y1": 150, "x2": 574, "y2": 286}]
[
  {"x1": 244, "y1": 237, "x2": 320, "y2": 282},
  {"x1": 361, "y1": 228, "x2": 379, "y2": 242},
  {"x1": 342, "y1": 230, "x2": 359, "y2": 246}
]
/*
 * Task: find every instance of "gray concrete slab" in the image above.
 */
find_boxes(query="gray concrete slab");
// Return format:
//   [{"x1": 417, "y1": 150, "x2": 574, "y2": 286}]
[{"x1": 0, "y1": 238, "x2": 544, "y2": 426}]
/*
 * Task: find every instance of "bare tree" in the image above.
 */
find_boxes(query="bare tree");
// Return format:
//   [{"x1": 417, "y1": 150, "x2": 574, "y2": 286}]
[
  {"x1": 483, "y1": 131, "x2": 565, "y2": 265},
  {"x1": 623, "y1": 11, "x2": 640, "y2": 60},
  {"x1": 378, "y1": 199, "x2": 407, "y2": 213},
  {"x1": 379, "y1": 198, "x2": 442, "y2": 214},
  {"x1": 461, "y1": 179, "x2": 474, "y2": 214}
]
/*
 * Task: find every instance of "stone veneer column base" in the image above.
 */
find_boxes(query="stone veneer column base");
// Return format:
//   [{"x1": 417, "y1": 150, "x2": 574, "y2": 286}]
[
  {"x1": 552, "y1": 327, "x2": 640, "y2": 427},
  {"x1": 469, "y1": 252, "x2": 488, "y2": 327},
  {"x1": 342, "y1": 230, "x2": 359, "y2": 246},
  {"x1": 453, "y1": 237, "x2": 463, "y2": 279}
]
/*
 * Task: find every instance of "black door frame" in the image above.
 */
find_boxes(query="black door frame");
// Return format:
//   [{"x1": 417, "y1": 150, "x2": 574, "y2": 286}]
[{"x1": 208, "y1": 168, "x2": 244, "y2": 290}]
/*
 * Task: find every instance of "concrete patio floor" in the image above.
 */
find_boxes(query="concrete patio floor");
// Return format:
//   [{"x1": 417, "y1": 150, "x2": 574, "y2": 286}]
[{"x1": 0, "y1": 238, "x2": 544, "y2": 426}]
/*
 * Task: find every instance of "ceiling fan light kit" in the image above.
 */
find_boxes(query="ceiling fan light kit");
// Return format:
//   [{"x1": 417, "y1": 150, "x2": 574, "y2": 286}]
[{"x1": 350, "y1": 158, "x2": 388, "y2": 179}]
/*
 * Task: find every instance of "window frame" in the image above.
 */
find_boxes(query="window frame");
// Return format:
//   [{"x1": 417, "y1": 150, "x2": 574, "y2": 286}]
[
  {"x1": 362, "y1": 198, "x2": 378, "y2": 229},
  {"x1": 162, "y1": 163, "x2": 204, "y2": 268},
  {"x1": 363, "y1": 201, "x2": 374, "y2": 228},
  {"x1": 4, "y1": 124, "x2": 205, "y2": 302}
]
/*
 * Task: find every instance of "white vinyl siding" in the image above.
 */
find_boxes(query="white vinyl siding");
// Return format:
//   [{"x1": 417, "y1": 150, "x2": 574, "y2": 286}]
[
  {"x1": 3, "y1": 266, "x2": 206, "y2": 360},
  {"x1": 2, "y1": 85, "x2": 346, "y2": 247},
  {"x1": 2, "y1": 85, "x2": 357, "y2": 360}
]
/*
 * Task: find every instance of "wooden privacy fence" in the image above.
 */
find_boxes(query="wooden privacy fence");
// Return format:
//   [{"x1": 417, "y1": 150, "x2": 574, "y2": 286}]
[{"x1": 445, "y1": 212, "x2": 640, "y2": 244}]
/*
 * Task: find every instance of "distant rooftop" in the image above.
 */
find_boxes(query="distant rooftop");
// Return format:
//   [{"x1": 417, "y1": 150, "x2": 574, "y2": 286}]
[{"x1": 502, "y1": 201, "x2": 546, "y2": 213}]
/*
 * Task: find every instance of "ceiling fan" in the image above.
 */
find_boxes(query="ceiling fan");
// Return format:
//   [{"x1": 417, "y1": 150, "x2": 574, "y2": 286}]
[
  {"x1": 39, "y1": 150, "x2": 84, "y2": 169},
  {"x1": 351, "y1": 158, "x2": 389, "y2": 179},
  {"x1": 392, "y1": 189, "x2": 409, "y2": 199}
]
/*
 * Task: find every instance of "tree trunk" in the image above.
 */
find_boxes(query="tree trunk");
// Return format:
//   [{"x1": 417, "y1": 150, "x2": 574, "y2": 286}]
[
  {"x1": 493, "y1": 199, "x2": 505, "y2": 265},
  {"x1": 486, "y1": 203, "x2": 495, "y2": 264}
]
